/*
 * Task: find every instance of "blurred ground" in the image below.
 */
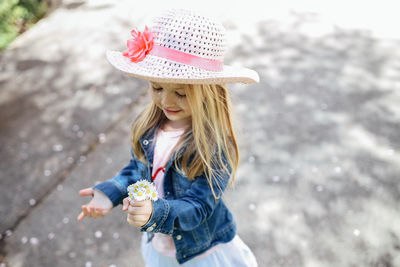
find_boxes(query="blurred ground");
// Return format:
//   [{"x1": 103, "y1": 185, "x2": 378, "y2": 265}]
[{"x1": 1, "y1": 0, "x2": 400, "y2": 266}]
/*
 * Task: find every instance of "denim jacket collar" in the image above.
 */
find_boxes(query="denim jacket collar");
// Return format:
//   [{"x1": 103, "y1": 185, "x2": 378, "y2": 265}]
[
  {"x1": 138, "y1": 125, "x2": 186, "y2": 174},
  {"x1": 139, "y1": 126, "x2": 157, "y2": 166}
]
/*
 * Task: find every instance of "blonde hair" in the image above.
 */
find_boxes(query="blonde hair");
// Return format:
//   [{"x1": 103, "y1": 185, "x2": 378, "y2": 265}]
[{"x1": 131, "y1": 83, "x2": 239, "y2": 199}]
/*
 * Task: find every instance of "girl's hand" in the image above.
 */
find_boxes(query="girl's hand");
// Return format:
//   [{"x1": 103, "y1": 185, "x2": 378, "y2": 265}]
[
  {"x1": 77, "y1": 187, "x2": 113, "y2": 221},
  {"x1": 122, "y1": 197, "x2": 153, "y2": 227}
]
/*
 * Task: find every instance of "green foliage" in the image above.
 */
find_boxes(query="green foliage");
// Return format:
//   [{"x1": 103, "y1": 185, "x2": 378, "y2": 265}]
[{"x1": 0, "y1": 0, "x2": 48, "y2": 50}]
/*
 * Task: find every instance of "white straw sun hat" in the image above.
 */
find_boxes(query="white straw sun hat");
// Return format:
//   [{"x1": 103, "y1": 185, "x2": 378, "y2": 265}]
[{"x1": 106, "y1": 9, "x2": 259, "y2": 84}]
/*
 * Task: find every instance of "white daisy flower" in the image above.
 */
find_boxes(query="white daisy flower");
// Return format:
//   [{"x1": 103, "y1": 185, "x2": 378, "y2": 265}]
[
  {"x1": 134, "y1": 189, "x2": 148, "y2": 201},
  {"x1": 148, "y1": 183, "x2": 159, "y2": 201},
  {"x1": 127, "y1": 180, "x2": 158, "y2": 201},
  {"x1": 138, "y1": 179, "x2": 150, "y2": 187}
]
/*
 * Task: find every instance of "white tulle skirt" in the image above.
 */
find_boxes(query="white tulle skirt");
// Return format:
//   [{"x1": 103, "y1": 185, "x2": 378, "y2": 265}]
[{"x1": 141, "y1": 233, "x2": 258, "y2": 267}]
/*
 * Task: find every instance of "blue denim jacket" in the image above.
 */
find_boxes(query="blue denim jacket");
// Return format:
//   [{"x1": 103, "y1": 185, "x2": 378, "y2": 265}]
[{"x1": 93, "y1": 127, "x2": 236, "y2": 264}]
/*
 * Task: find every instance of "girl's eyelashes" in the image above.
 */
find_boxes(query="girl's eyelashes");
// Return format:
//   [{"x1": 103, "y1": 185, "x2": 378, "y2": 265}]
[
  {"x1": 151, "y1": 85, "x2": 186, "y2": 98},
  {"x1": 175, "y1": 92, "x2": 186, "y2": 98}
]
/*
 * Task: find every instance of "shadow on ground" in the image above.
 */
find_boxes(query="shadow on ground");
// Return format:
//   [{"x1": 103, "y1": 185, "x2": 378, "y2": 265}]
[{"x1": 1, "y1": 6, "x2": 399, "y2": 267}]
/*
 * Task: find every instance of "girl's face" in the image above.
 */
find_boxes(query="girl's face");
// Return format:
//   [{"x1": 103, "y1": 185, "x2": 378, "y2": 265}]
[{"x1": 149, "y1": 82, "x2": 192, "y2": 129}]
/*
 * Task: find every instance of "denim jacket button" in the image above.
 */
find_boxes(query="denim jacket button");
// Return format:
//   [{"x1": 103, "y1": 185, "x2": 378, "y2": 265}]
[
  {"x1": 176, "y1": 235, "x2": 182, "y2": 240},
  {"x1": 143, "y1": 140, "x2": 149, "y2": 145}
]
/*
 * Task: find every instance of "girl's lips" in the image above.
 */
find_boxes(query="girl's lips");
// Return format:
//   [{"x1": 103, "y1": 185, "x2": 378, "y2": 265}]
[{"x1": 164, "y1": 108, "x2": 181, "y2": 114}]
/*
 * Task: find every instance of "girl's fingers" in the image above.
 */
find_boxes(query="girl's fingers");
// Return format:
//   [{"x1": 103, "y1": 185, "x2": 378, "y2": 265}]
[
  {"x1": 89, "y1": 207, "x2": 98, "y2": 218},
  {"x1": 130, "y1": 200, "x2": 145, "y2": 207},
  {"x1": 128, "y1": 214, "x2": 148, "y2": 221},
  {"x1": 77, "y1": 211, "x2": 85, "y2": 221},
  {"x1": 95, "y1": 208, "x2": 104, "y2": 217},
  {"x1": 127, "y1": 216, "x2": 135, "y2": 226},
  {"x1": 127, "y1": 218, "x2": 138, "y2": 226},
  {"x1": 84, "y1": 206, "x2": 93, "y2": 218},
  {"x1": 127, "y1": 205, "x2": 140, "y2": 214},
  {"x1": 82, "y1": 205, "x2": 89, "y2": 216},
  {"x1": 127, "y1": 214, "x2": 147, "y2": 227},
  {"x1": 78, "y1": 205, "x2": 90, "y2": 221},
  {"x1": 122, "y1": 198, "x2": 129, "y2": 211},
  {"x1": 79, "y1": 188, "x2": 94, "y2": 197},
  {"x1": 83, "y1": 205, "x2": 88, "y2": 215},
  {"x1": 82, "y1": 206, "x2": 90, "y2": 217},
  {"x1": 127, "y1": 205, "x2": 151, "y2": 217},
  {"x1": 89, "y1": 206, "x2": 96, "y2": 217},
  {"x1": 78, "y1": 205, "x2": 105, "y2": 220}
]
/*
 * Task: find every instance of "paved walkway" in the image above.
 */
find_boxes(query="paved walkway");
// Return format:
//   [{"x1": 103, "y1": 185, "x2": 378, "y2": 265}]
[{"x1": 1, "y1": 0, "x2": 400, "y2": 266}]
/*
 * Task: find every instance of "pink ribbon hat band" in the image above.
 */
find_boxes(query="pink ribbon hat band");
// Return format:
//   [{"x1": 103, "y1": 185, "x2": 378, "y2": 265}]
[{"x1": 149, "y1": 45, "x2": 223, "y2": 72}]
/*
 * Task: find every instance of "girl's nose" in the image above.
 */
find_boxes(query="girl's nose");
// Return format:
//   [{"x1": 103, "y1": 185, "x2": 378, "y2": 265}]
[{"x1": 161, "y1": 92, "x2": 174, "y2": 106}]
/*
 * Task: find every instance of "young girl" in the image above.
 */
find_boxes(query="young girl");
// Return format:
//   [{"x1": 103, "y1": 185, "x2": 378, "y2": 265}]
[{"x1": 77, "y1": 9, "x2": 259, "y2": 266}]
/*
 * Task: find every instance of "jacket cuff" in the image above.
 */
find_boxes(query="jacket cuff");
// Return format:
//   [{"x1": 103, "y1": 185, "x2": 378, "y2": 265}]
[
  {"x1": 140, "y1": 198, "x2": 171, "y2": 234},
  {"x1": 92, "y1": 180, "x2": 126, "y2": 207}
]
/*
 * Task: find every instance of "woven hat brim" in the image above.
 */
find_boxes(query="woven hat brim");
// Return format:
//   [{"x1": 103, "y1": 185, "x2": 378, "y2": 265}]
[{"x1": 106, "y1": 51, "x2": 259, "y2": 84}]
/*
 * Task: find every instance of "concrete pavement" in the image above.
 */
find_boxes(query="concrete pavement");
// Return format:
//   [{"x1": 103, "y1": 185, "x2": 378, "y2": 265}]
[{"x1": 1, "y1": 0, "x2": 400, "y2": 266}]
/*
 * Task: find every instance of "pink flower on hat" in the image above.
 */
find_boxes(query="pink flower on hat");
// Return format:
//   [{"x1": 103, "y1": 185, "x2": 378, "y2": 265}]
[{"x1": 122, "y1": 26, "x2": 154, "y2": 63}]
